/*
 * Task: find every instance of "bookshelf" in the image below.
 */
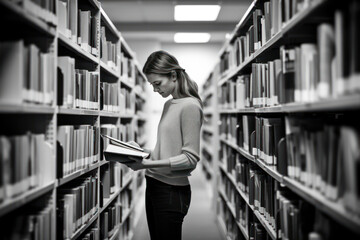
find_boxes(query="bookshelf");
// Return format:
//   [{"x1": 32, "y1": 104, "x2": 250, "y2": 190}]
[
  {"x1": 0, "y1": 0, "x2": 147, "y2": 239},
  {"x1": 202, "y1": 0, "x2": 360, "y2": 239}
]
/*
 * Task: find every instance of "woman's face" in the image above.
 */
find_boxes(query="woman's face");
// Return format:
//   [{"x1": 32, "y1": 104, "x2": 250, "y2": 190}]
[{"x1": 146, "y1": 73, "x2": 177, "y2": 98}]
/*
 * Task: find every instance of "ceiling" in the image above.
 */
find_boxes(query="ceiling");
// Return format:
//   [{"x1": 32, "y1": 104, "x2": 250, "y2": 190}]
[{"x1": 100, "y1": 0, "x2": 252, "y2": 43}]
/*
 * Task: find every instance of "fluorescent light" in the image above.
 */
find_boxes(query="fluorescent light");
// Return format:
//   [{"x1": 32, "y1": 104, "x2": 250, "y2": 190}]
[
  {"x1": 174, "y1": 33, "x2": 211, "y2": 43},
  {"x1": 174, "y1": 5, "x2": 221, "y2": 21}
]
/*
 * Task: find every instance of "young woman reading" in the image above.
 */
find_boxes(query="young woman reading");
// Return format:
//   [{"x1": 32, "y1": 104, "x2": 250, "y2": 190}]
[{"x1": 124, "y1": 50, "x2": 203, "y2": 240}]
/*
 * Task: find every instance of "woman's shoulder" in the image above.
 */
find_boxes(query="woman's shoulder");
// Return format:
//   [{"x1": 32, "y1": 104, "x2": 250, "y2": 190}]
[{"x1": 179, "y1": 98, "x2": 202, "y2": 113}]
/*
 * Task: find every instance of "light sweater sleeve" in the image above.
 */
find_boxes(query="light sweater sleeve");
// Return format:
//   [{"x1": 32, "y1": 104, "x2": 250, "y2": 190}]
[{"x1": 169, "y1": 103, "x2": 202, "y2": 171}]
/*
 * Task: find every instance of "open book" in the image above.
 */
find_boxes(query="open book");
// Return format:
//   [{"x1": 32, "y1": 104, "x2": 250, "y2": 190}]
[{"x1": 102, "y1": 135, "x2": 149, "y2": 163}]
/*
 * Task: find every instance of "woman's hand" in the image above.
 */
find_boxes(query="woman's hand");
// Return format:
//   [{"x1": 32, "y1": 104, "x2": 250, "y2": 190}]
[
  {"x1": 125, "y1": 158, "x2": 171, "y2": 171},
  {"x1": 125, "y1": 158, "x2": 152, "y2": 171},
  {"x1": 127, "y1": 141, "x2": 140, "y2": 148}
]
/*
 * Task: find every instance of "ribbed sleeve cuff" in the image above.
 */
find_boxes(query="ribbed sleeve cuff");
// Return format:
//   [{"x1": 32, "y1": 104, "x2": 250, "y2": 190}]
[{"x1": 169, "y1": 154, "x2": 191, "y2": 170}]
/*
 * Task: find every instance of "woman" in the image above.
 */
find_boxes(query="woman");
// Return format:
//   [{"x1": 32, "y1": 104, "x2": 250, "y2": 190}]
[{"x1": 125, "y1": 50, "x2": 203, "y2": 240}]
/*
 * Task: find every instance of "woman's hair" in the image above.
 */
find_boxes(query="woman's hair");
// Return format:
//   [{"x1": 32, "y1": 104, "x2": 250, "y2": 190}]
[{"x1": 143, "y1": 50, "x2": 203, "y2": 110}]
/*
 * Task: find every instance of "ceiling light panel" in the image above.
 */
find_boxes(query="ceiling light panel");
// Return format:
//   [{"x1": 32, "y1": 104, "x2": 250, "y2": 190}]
[
  {"x1": 174, "y1": 33, "x2": 211, "y2": 43},
  {"x1": 174, "y1": 5, "x2": 221, "y2": 21}
]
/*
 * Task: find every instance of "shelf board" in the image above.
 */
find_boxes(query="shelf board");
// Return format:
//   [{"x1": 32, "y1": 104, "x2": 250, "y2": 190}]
[
  {"x1": 282, "y1": 0, "x2": 326, "y2": 33},
  {"x1": 100, "y1": 188, "x2": 121, "y2": 214},
  {"x1": 254, "y1": 158, "x2": 283, "y2": 183},
  {"x1": 134, "y1": 88, "x2": 146, "y2": 101},
  {"x1": 70, "y1": 211, "x2": 99, "y2": 240},
  {"x1": 0, "y1": 103, "x2": 55, "y2": 114},
  {"x1": 217, "y1": 0, "x2": 327, "y2": 86},
  {"x1": 283, "y1": 177, "x2": 360, "y2": 234},
  {"x1": 58, "y1": 33, "x2": 99, "y2": 64},
  {"x1": 120, "y1": 173, "x2": 133, "y2": 192},
  {"x1": 202, "y1": 126, "x2": 214, "y2": 134},
  {"x1": 218, "y1": 187, "x2": 250, "y2": 240},
  {"x1": 254, "y1": 211, "x2": 277, "y2": 240},
  {"x1": 100, "y1": 61, "x2": 120, "y2": 79},
  {"x1": 216, "y1": 215, "x2": 228, "y2": 240},
  {"x1": 100, "y1": 111, "x2": 120, "y2": 118},
  {"x1": 100, "y1": 7, "x2": 119, "y2": 38},
  {"x1": 201, "y1": 160, "x2": 214, "y2": 177},
  {"x1": 220, "y1": 138, "x2": 254, "y2": 162},
  {"x1": 219, "y1": 94, "x2": 360, "y2": 114},
  {"x1": 58, "y1": 107, "x2": 99, "y2": 116},
  {"x1": 201, "y1": 86, "x2": 214, "y2": 99},
  {"x1": 57, "y1": 161, "x2": 100, "y2": 187},
  {"x1": 120, "y1": 78, "x2": 135, "y2": 89},
  {"x1": 0, "y1": 181, "x2": 55, "y2": 217},
  {"x1": 120, "y1": 35, "x2": 134, "y2": 59},
  {"x1": 203, "y1": 109, "x2": 213, "y2": 115},
  {"x1": 119, "y1": 204, "x2": 135, "y2": 228},
  {"x1": 120, "y1": 113, "x2": 135, "y2": 119},
  {"x1": 202, "y1": 143, "x2": 214, "y2": 156},
  {"x1": 0, "y1": 1, "x2": 56, "y2": 36},
  {"x1": 109, "y1": 225, "x2": 121, "y2": 240},
  {"x1": 88, "y1": 0, "x2": 100, "y2": 10}
]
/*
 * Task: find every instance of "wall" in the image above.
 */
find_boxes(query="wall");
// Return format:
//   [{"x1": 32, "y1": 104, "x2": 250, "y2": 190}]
[{"x1": 127, "y1": 40, "x2": 222, "y2": 149}]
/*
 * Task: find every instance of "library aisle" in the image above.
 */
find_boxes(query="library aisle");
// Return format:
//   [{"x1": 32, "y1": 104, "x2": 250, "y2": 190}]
[{"x1": 132, "y1": 166, "x2": 224, "y2": 240}]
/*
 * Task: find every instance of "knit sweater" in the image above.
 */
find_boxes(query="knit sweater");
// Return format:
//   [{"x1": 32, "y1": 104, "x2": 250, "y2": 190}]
[{"x1": 145, "y1": 97, "x2": 203, "y2": 186}]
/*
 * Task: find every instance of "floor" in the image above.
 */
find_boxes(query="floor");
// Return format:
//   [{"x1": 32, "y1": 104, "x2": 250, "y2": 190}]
[{"x1": 132, "y1": 166, "x2": 224, "y2": 240}]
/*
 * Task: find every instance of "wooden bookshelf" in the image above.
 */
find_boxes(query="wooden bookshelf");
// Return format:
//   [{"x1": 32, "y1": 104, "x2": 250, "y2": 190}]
[
  {"x1": 58, "y1": 107, "x2": 99, "y2": 116},
  {"x1": 100, "y1": 60, "x2": 120, "y2": 79},
  {"x1": 0, "y1": 181, "x2": 55, "y2": 217},
  {"x1": 100, "y1": 110, "x2": 121, "y2": 118},
  {"x1": 57, "y1": 160, "x2": 100, "y2": 187},
  {"x1": 283, "y1": 177, "x2": 360, "y2": 235},
  {"x1": 0, "y1": 103, "x2": 55, "y2": 114},
  {"x1": 70, "y1": 211, "x2": 99, "y2": 240},
  {"x1": 58, "y1": 32, "x2": 99, "y2": 64},
  {"x1": 0, "y1": 1, "x2": 56, "y2": 36},
  {"x1": 211, "y1": 0, "x2": 360, "y2": 238},
  {"x1": 0, "y1": 1, "x2": 148, "y2": 239}
]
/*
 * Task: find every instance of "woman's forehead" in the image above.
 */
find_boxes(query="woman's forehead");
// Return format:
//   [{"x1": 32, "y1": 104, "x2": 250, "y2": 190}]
[{"x1": 147, "y1": 74, "x2": 167, "y2": 83}]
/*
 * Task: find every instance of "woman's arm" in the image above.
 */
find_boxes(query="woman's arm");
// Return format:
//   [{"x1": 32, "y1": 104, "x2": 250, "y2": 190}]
[{"x1": 125, "y1": 158, "x2": 170, "y2": 171}]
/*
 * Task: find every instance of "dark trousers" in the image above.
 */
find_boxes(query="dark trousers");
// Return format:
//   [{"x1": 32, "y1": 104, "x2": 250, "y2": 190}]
[{"x1": 145, "y1": 176, "x2": 191, "y2": 240}]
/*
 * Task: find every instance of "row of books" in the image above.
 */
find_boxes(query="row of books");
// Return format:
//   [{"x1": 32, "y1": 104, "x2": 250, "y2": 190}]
[
  {"x1": 100, "y1": 201, "x2": 122, "y2": 239},
  {"x1": 220, "y1": 0, "x2": 325, "y2": 75},
  {"x1": 58, "y1": 0, "x2": 99, "y2": 56},
  {"x1": 284, "y1": 116, "x2": 360, "y2": 215},
  {"x1": 220, "y1": 114, "x2": 360, "y2": 233},
  {"x1": 217, "y1": 197, "x2": 243, "y2": 240},
  {"x1": 0, "y1": 40, "x2": 55, "y2": 105},
  {"x1": 221, "y1": 113, "x2": 360, "y2": 216},
  {"x1": 221, "y1": 152, "x2": 278, "y2": 234},
  {"x1": 135, "y1": 68, "x2": 147, "y2": 92},
  {"x1": 101, "y1": 82, "x2": 122, "y2": 113},
  {"x1": 220, "y1": 156, "x2": 360, "y2": 240},
  {"x1": 57, "y1": 176, "x2": 99, "y2": 240},
  {"x1": 58, "y1": 56, "x2": 99, "y2": 110},
  {"x1": 100, "y1": 163, "x2": 121, "y2": 206},
  {"x1": 79, "y1": 227, "x2": 100, "y2": 240},
  {"x1": 101, "y1": 123, "x2": 135, "y2": 149},
  {"x1": 2, "y1": 195, "x2": 54, "y2": 240},
  {"x1": 220, "y1": 4, "x2": 360, "y2": 108},
  {"x1": 0, "y1": 133, "x2": 54, "y2": 202},
  {"x1": 15, "y1": 0, "x2": 57, "y2": 25},
  {"x1": 100, "y1": 26, "x2": 120, "y2": 72},
  {"x1": 202, "y1": 131, "x2": 212, "y2": 144},
  {"x1": 121, "y1": 53, "x2": 135, "y2": 85},
  {"x1": 57, "y1": 125, "x2": 99, "y2": 178}
]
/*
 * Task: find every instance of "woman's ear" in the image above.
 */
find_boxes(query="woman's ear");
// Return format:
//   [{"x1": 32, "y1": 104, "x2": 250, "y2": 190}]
[{"x1": 171, "y1": 70, "x2": 177, "y2": 82}]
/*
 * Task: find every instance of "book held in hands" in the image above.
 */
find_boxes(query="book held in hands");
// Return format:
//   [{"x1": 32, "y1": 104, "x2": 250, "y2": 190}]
[{"x1": 102, "y1": 135, "x2": 149, "y2": 163}]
